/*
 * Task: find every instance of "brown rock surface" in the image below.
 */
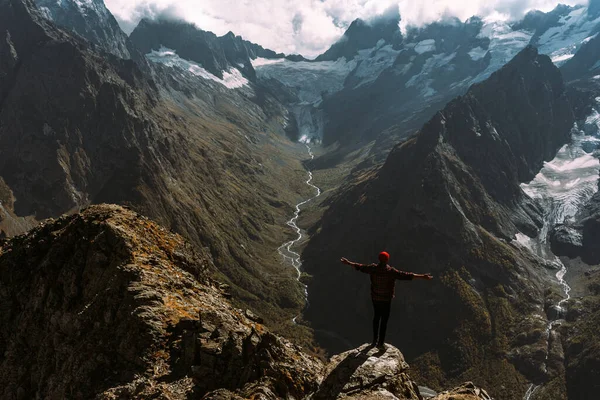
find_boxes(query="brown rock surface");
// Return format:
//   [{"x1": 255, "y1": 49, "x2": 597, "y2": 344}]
[{"x1": 0, "y1": 205, "x2": 321, "y2": 399}]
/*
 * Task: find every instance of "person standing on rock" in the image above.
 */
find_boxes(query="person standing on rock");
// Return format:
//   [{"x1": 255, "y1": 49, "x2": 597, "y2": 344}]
[{"x1": 341, "y1": 252, "x2": 433, "y2": 348}]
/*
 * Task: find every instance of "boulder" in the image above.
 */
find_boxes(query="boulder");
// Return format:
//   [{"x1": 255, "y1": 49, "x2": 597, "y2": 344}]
[
  {"x1": 312, "y1": 344, "x2": 421, "y2": 400},
  {"x1": 430, "y1": 382, "x2": 492, "y2": 400},
  {"x1": 550, "y1": 225, "x2": 584, "y2": 259}
]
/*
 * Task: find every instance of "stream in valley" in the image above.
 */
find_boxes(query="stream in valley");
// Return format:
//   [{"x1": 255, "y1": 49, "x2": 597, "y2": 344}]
[{"x1": 277, "y1": 143, "x2": 322, "y2": 323}]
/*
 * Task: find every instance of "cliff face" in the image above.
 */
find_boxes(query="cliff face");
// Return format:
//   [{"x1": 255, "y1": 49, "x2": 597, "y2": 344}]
[
  {"x1": 302, "y1": 47, "x2": 577, "y2": 398},
  {"x1": 0, "y1": 204, "x2": 491, "y2": 400}
]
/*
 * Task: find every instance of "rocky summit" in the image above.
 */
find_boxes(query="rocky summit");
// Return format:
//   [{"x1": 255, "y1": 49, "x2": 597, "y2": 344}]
[{"x1": 0, "y1": 204, "x2": 488, "y2": 399}]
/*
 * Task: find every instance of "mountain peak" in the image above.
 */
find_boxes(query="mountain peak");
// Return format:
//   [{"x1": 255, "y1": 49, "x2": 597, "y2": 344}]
[{"x1": 315, "y1": 7, "x2": 401, "y2": 61}]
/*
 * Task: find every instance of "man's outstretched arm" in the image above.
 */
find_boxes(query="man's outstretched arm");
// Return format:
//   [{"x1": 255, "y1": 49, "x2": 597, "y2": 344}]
[
  {"x1": 340, "y1": 257, "x2": 376, "y2": 273},
  {"x1": 393, "y1": 269, "x2": 434, "y2": 281},
  {"x1": 413, "y1": 273, "x2": 433, "y2": 280}
]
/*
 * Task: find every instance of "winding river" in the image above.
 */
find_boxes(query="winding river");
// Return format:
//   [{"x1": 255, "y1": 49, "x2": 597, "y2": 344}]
[{"x1": 277, "y1": 143, "x2": 322, "y2": 323}]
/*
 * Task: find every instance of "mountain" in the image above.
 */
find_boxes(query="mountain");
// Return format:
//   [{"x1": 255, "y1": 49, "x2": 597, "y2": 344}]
[
  {"x1": 300, "y1": 46, "x2": 591, "y2": 398},
  {"x1": 315, "y1": 8, "x2": 403, "y2": 62},
  {"x1": 33, "y1": 0, "x2": 135, "y2": 59},
  {"x1": 254, "y1": 2, "x2": 600, "y2": 164},
  {"x1": 129, "y1": 18, "x2": 286, "y2": 81},
  {"x1": 0, "y1": 204, "x2": 494, "y2": 400},
  {"x1": 512, "y1": 3, "x2": 600, "y2": 65},
  {"x1": 561, "y1": 33, "x2": 600, "y2": 81},
  {"x1": 0, "y1": 0, "x2": 319, "y2": 335}
]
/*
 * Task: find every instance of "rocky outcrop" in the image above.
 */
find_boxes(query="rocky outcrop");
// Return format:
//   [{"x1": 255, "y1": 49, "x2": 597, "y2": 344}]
[
  {"x1": 429, "y1": 382, "x2": 492, "y2": 400},
  {"x1": 312, "y1": 344, "x2": 421, "y2": 400},
  {"x1": 550, "y1": 225, "x2": 584, "y2": 259},
  {"x1": 303, "y1": 46, "x2": 576, "y2": 398},
  {"x1": 0, "y1": 204, "x2": 493, "y2": 399},
  {"x1": 0, "y1": 205, "x2": 321, "y2": 399}
]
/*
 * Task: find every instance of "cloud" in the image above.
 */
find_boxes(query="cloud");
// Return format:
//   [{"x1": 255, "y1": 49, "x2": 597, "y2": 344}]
[{"x1": 104, "y1": 0, "x2": 589, "y2": 58}]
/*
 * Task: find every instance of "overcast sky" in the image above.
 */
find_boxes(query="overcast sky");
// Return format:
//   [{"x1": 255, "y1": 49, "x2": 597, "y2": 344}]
[{"x1": 104, "y1": 0, "x2": 589, "y2": 57}]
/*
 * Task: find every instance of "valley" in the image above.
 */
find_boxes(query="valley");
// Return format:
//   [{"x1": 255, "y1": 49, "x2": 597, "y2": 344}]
[{"x1": 2, "y1": 0, "x2": 600, "y2": 398}]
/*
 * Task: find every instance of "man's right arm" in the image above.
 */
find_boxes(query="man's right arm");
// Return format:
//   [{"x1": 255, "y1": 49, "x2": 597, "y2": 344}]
[{"x1": 340, "y1": 258, "x2": 376, "y2": 273}]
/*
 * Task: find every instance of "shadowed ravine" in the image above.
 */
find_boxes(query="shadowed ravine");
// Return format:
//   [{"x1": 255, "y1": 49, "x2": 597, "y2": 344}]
[{"x1": 277, "y1": 143, "x2": 322, "y2": 323}]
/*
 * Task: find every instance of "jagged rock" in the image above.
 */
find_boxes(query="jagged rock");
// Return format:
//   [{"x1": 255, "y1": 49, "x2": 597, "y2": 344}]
[
  {"x1": 312, "y1": 344, "x2": 421, "y2": 400},
  {"x1": 430, "y1": 382, "x2": 492, "y2": 400}
]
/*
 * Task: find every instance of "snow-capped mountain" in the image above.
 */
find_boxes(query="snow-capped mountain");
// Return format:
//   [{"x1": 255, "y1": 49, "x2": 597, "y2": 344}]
[
  {"x1": 34, "y1": 0, "x2": 134, "y2": 59},
  {"x1": 252, "y1": 2, "x2": 600, "y2": 153},
  {"x1": 515, "y1": 3, "x2": 600, "y2": 65}
]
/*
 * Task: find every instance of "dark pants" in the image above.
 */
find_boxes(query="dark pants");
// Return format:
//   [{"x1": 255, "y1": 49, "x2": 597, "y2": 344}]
[{"x1": 372, "y1": 300, "x2": 392, "y2": 344}]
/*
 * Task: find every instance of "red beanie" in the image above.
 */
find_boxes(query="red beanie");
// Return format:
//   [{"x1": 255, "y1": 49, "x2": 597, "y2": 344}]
[{"x1": 378, "y1": 252, "x2": 390, "y2": 263}]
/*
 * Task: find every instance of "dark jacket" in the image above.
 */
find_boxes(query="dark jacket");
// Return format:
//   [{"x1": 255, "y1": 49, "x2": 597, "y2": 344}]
[{"x1": 355, "y1": 263, "x2": 415, "y2": 302}]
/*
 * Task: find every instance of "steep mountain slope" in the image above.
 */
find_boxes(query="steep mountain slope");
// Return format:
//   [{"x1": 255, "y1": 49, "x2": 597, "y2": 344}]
[
  {"x1": 34, "y1": 0, "x2": 135, "y2": 59},
  {"x1": 302, "y1": 47, "x2": 579, "y2": 399},
  {"x1": 0, "y1": 0, "x2": 315, "y2": 333},
  {"x1": 0, "y1": 204, "x2": 493, "y2": 400}
]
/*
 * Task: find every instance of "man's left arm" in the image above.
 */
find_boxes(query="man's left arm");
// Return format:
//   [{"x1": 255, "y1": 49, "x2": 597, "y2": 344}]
[{"x1": 394, "y1": 269, "x2": 433, "y2": 281}]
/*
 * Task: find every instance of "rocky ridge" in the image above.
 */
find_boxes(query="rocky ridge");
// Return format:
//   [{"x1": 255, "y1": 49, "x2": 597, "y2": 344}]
[
  {"x1": 129, "y1": 18, "x2": 286, "y2": 81},
  {"x1": 0, "y1": 204, "x2": 491, "y2": 400}
]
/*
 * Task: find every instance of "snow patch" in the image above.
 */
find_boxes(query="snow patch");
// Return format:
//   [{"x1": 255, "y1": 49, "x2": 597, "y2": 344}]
[
  {"x1": 146, "y1": 47, "x2": 249, "y2": 89},
  {"x1": 352, "y1": 45, "x2": 402, "y2": 87},
  {"x1": 473, "y1": 21, "x2": 532, "y2": 83},
  {"x1": 468, "y1": 46, "x2": 488, "y2": 61},
  {"x1": 251, "y1": 57, "x2": 286, "y2": 67},
  {"x1": 414, "y1": 39, "x2": 436, "y2": 54},
  {"x1": 405, "y1": 52, "x2": 456, "y2": 97}
]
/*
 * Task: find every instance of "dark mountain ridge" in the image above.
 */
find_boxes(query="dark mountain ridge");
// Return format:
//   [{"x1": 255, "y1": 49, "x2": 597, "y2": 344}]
[{"x1": 129, "y1": 18, "x2": 287, "y2": 81}]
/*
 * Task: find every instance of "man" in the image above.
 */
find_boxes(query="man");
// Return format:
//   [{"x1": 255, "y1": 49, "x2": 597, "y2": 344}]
[{"x1": 341, "y1": 252, "x2": 433, "y2": 348}]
